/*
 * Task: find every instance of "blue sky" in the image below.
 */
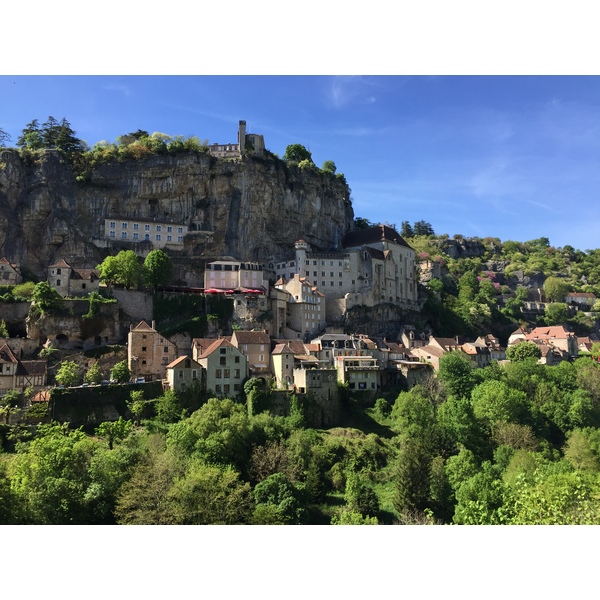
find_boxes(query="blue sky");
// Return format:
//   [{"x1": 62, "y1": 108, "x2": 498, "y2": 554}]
[
  {"x1": 2, "y1": 75, "x2": 600, "y2": 251},
  {"x1": 0, "y1": 75, "x2": 600, "y2": 250}
]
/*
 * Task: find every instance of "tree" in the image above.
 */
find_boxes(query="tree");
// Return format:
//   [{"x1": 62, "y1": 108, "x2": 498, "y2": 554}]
[
  {"x1": 321, "y1": 160, "x2": 336, "y2": 174},
  {"x1": 110, "y1": 360, "x2": 130, "y2": 383},
  {"x1": 84, "y1": 363, "x2": 103, "y2": 385},
  {"x1": 143, "y1": 249, "x2": 173, "y2": 290},
  {"x1": 0, "y1": 128, "x2": 11, "y2": 147},
  {"x1": 252, "y1": 472, "x2": 308, "y2": 524},
  {"x1": 55, "y1": 360, "x2": 80, "y2": 387},
  {"x1": 438, "y1": 351, "x2": 475, "y2": 399},
  {"x1": 127, "y1": 390, "x2": 146, "y2": 426},
  {"x1": 0, "y1": 390, "x2": 20, "y2": 424},
  {"x1": 543, "y1": 276, "x2": 569, "y2": 302},
  {"x1": 544, "y1": 302, "x2": 569, "y2": 325},
  {"x1": 400, "y1": 221, "x2": 414, "y2": 238},
  {"x1": 17, "y1": 120, "x2": 43, "y2": 149},
  {"x1": 413, "y1": 220, "x2": 435, "y2": 236},
  {"x1": 97, "y1": 250, "x2": 142, "y2": 289},
  {"x1": 54, "y1": 118, "x2": 85, "y2": 154},
  {"x1": 353, "y1": 217, "x2": 374, "y2": 230},
  {"x1": 283, "y1": 144, "x2": 312, "y2": 163},
  {"x1": 41, "y1": 116, "x2": 61, "y2": 148},
  {"x1": 0, "y1": 320, "x2": 8, "y2": 337},
  {"x1": 505, "y1": 341, "x2": 542, "y2": 362},
  {"x1": 31, "y1": 281, "x2": 63, "y2": 313},
  {"x1": 95, "y1": 417, "x2": 133, "y2": 450}
]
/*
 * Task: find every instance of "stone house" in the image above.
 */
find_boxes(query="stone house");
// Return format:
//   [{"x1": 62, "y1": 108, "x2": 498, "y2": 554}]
[
  {"x1": 0, "y1": 257, "x2": 21, "y2": 285},
  {"x1": 104, "y1": 217, "x2": 187, "y2": 249},
  {"x1": 275, "y1": 276, "x2": 326, "y2": 341},
  {"x1": 335, "y1": 355, "x2": 380, "y2": 392},
  {"x1": 207, "y1": 120, "x2": 265, "y2": 158},
  {"x1": 165, "y1": 356, "x2": 205, "y2": 392},
  {"x1": 128, "y1": 320, "x2": 178, "y2": 381},
  {"x1": 0, "y1": 343, "x2": 47, "y2": 396},
  {"x1": 204, "y1": 260, "x2": 266, "y2": 292},
  {"x1": 525, "y1": 326, "x2": 578, "y2": 359},
  {"x1": 231, "y1": 330, "x2": 272, "y2": 377},
  {"x1": 48, "y1": 259, "x2": 100, "y2": 297},
  {"x1": 271, "y1": 341, "x2": 321, "y2": 389},
  {"x1": 565, "y1": 292, "x2": 597, "y2": 308},
  {"x1": 195, "y1": 338, "x2": 248, "y2": 399}
]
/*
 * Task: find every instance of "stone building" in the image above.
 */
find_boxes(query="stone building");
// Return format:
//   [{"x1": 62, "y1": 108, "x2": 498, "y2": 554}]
[
  {"x1": 0, "y1": 257, "x2": 21, "y2": 285},
  {"x1": 104, "y1": 217, "x2": 187, "y2": 249},
  {"x1": 127, "y1": 320, "x2": 178, "y2": 381},
  {"x1": 204, "y1": 260, "x2": 266, "y2": 292},
  {"x1": 207, "y1": 120, "x2": 265, "y2": 158},
  {"x1": 0, "y1": 343, "x2": 47, "y2": 396},
  {"x1": 194, "y1": 338, "x2": 248, "y2": 399},
  {"x1": 48, "y1": 259, "x2": 100, "y2": 297},
  {"x1": 165, "y1": 356, "x2": 205, "y2": 392}
]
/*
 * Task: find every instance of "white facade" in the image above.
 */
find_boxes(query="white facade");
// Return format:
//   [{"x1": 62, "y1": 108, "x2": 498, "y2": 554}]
[
  {"x1": 105, "y1": 218, "x2": 187, "y2": 249},
  {"x1": 204, "y1": 260, "x2": 266, "y2": 291}
]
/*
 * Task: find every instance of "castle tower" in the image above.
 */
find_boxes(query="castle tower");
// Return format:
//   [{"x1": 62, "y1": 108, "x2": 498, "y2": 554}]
[
  {"x1": 238, "y1": 120, "x2": 246, "y2": 154},
  {"x1": 294, "y1": 239, "x2": 309, "y2": 276}
]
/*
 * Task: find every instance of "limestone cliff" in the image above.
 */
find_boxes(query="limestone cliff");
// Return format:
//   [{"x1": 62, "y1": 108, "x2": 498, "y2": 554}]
[{"x1": 0, "y1": 149, "x2": 354, "y2": 280}]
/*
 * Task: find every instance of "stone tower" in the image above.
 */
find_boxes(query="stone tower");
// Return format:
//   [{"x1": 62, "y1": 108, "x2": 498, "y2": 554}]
[{"x1": 238, "y1": 120, "x2": 246, "y2": 154}]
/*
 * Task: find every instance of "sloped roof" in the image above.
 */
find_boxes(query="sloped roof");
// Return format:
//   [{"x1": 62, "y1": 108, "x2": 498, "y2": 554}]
[
  {"x1": 192, "y1": 337, "x2": 219, "y2": 355},
  {"x1": 48, "y1": 259, "x2": 71, "y2": 269},
  {"x1": 71, "y1": 268, "x2": 99, "y2": 281},
  {"x1": 0, "y1": 344, "x2": 18, "y2": 363},
  {"x1": 272, "y1": 343, "x2": 294, "y2": 355},
  {"x1": 342, "y1": 224, "x2": 413, "y2": 250},
  {"x1": 197, "y1": 338, "x2": 236, "y2": 359},
  {"x1": 165, "y1": 356, "x2": 202, "y2": 370},
  {"x1": 132, "y1": 320, "x2": 155, "y2": 332},
  {"x1": 16, "y1": 360, "x2": 47, "y2": 376},
  {"x1": 232, "y1": 330, "x2": 271, "y2": 346},
  {"x1": 526, "y1": 326, "x2": 575, "y2": 340}
]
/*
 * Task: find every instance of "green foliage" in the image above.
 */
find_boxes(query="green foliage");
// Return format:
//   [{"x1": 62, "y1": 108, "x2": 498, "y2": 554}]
[
  {"x1": 543, "y1": 276, "x2": 570, "y2": 302},
  {"x1": 12, "y1": 281, "x2": 36, "y2": 300},
  {"x1": 155, "y1": 389, "x2": 183, "y2": 424},
  {"x1": 31, "y1": 281, "x2": 63, "y2": 314},
  {"x1": 321, "y1": 160, "x2": 337, "y2": 174},
  {"x1": 55, "y1": 360, "x2": 80, "y2": 387},
  {"x1": 143, "y1": 249, "x2": 173, "y2": 290},
  {"x1": 505, "y1": 341, "x2": 542, "y2": 362},
  {"x1": 283, "y1": 144, "x2": 313, "y2": 163},
  {"x1": 95, "y1": 417, "x2": 133, "y2": 450},
  {"x1": 438, "y1": 351, "x2": 475, "y2": 399},
  {"x1": 0, "y1": 320, "x2": 8, "y2": 337},
  {"x1": 252, "y1": 472, "x2": 308, "y2": 524},
  {"x1": 84, "y1": 363, "x2": 103, "y2": 385},
  {"x1": 96, "y1": 250, "x2": 142, "y2": 289},
  {"x1": 543, "y1": 302, "x2": 569, "y2": 325},
  {"x1": 110, "y1": 360, "x2": 130, "y2": 383}
]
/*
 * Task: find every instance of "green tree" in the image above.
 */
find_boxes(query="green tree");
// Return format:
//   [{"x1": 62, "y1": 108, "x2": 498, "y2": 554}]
[
  {"x1": 321, "y1": 160, "x2": 336, "y2": 174},
  {"x1": 283, "y1": 144, "x2": 312, "y2": 163},
  {"x1": 0, "y1": 128, "x2": 11, "y2": 148},
  {"x1": 251, "y1": 472, "x2": 308, "y2": 524},
  {"x1": 505, "y1": 341, "x2": 542, "y2": 362},
  {"x1": 543, "y1": 276, "x2": 569, "y2": 302},
  {"x1": 0, "y1": 390, "x2": 20, "y2": 424},
  {"x1": 544, "y1": 302, "x2": 569, "y2": 325},
  {"x1": 110, "y1": 360, "x2": 130, "y2": 383},
  {"x1": 16, "y1": 119, "x2": 43, "y2": 149},
  {"x1": 31, "y1": 281, "x2": 63, "y2": 314},
  {"x1": 84, "y1": 363, "x2": 103, "y2": 385},
  {"x1": 393, "y1": 438, "x2": 432, "y2": 517},
  {"x1": 0, "y1": 320, "x2": 8, "y2": 337},
  {"x1": 413, "y1": 220, "x2": 435, "y2": 236},
  {"x1": 55, "y1": 360, "x2": 80, "y2": 387},
  {"x1": 127, "y1": 389, "x2": 146, "y2": 426},
  {"x1": 353, "y1": 217, "x2": 374, "y2": 230},
  {"x1": 438, "y1": 351, "x2": 475, "y2": 399},
  {"x1": 95, "y1": 417, "x2": 133, "y2": 450},
  {"x1": 168, "y1": 460, "x2": 253, "y2": 524},
  {"x1": 12, "y1": 281, "x2": 36, "y2": 300},
  {"x1": 97, "y1": 250, "x2": 142, "y2": 289},
  {"x1": 400, "y1": 221, "x2": 414, "y2": 238},
  {"x1": 143, "y1": 249, "x2": 173, "y2": 290}
]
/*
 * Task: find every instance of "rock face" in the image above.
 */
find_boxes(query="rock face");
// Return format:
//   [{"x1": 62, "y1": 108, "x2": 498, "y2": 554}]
[{"x1": 0, "y1": 149, "x2": 354, "y2": 281}]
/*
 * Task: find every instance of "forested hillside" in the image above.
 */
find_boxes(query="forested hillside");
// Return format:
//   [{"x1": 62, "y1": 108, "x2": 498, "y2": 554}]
[{"x1": 3, "y1": 347, "x2": 600, "y2": 525}]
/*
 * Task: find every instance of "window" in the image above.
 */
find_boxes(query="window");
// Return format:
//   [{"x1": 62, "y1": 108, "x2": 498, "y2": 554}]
[
  {"x1": 220, "y1": 348, "x2": 226, "y2": 354},
  {"x1": 234, "y1": 383, "x2": 240, "y2": 391},
  {"x1": 216, "y1": 369, "x2": 222, "y2": 378},
  {"x1": 178, "y1": 227, "x2": 183, "y2": 233},
  {"x1": 145, "y1": 224, "x2": 150, "y2": 231},
  {"x1": 133, "y1": 233, "x2": 139, "y2": 240},
  {"x1": 133, "y1": 223, "x2": 139, "y2": 230},
  {"x1": 234, "y1": 369, "x2": 240, "y2": 378},
  {"x1": 167, "y1": 226, "x2": 172, "y2": 232},
  {"x1": 220, "y1": 357, "x2": 226, "y2": 365},
  {"x1": 192, "y1": 370, "x2": 197, "y2": 379},
  {"x1": 122, "y1": 222, "x2": 127, "y2": 229},
  {"x1": 234, "y1": 356, "x2": 240, "y2": 363},
  {"x1": 224, "y1": 384, "x2": 230, "y2": 393},
  {"x1": 178, "y1": 236, "x2": 183, "y2": 242},
  {"x1": 164, "y1": 346, "x2": 168, "y2": 352},
  {"x1": 110, "y1": 221, "x2": 115, "y2": 228},
  {"x1": 167, "y1": 235, "x2": 172, "y2": 242},
  {"x1": 339, "y1": 272, "x2": 342, "y2": 277},
  {"x1": 142, "y1": 346, "x2": 147, "y2": 352},
  {"x1": 110, "y1": 231, "x2": 115, "y2": 238},
  {"x1": 122, "y1": 232, "x2": 127, "y2": 239},
  {"x1": 156, "y1": 234, "x2": 161, "y2": 241},
  {"x1": 215, "y1": 384, "x2": 221, "y2": 393},
  {"x1": 156, "y1": 225, "x2": 162, "y2": 232},
  {"x1": 313, "y1": 271, "x2": 317, "y2": 276},
  {"x1": 179, "y1": 370, "x2": 184, "y2": 378},
  {"x1": 339, "y1": 281, "x2": 343, "y2": 286},
  {"x1": 321, "y1": 271, "x2": 325, "y2": 277},
  {"x1": 224, "y1": 369, "x2": 230, "y2": 378},
  {"x1": 56, "y1": 279, "x2": 61, "y2": 286}
]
